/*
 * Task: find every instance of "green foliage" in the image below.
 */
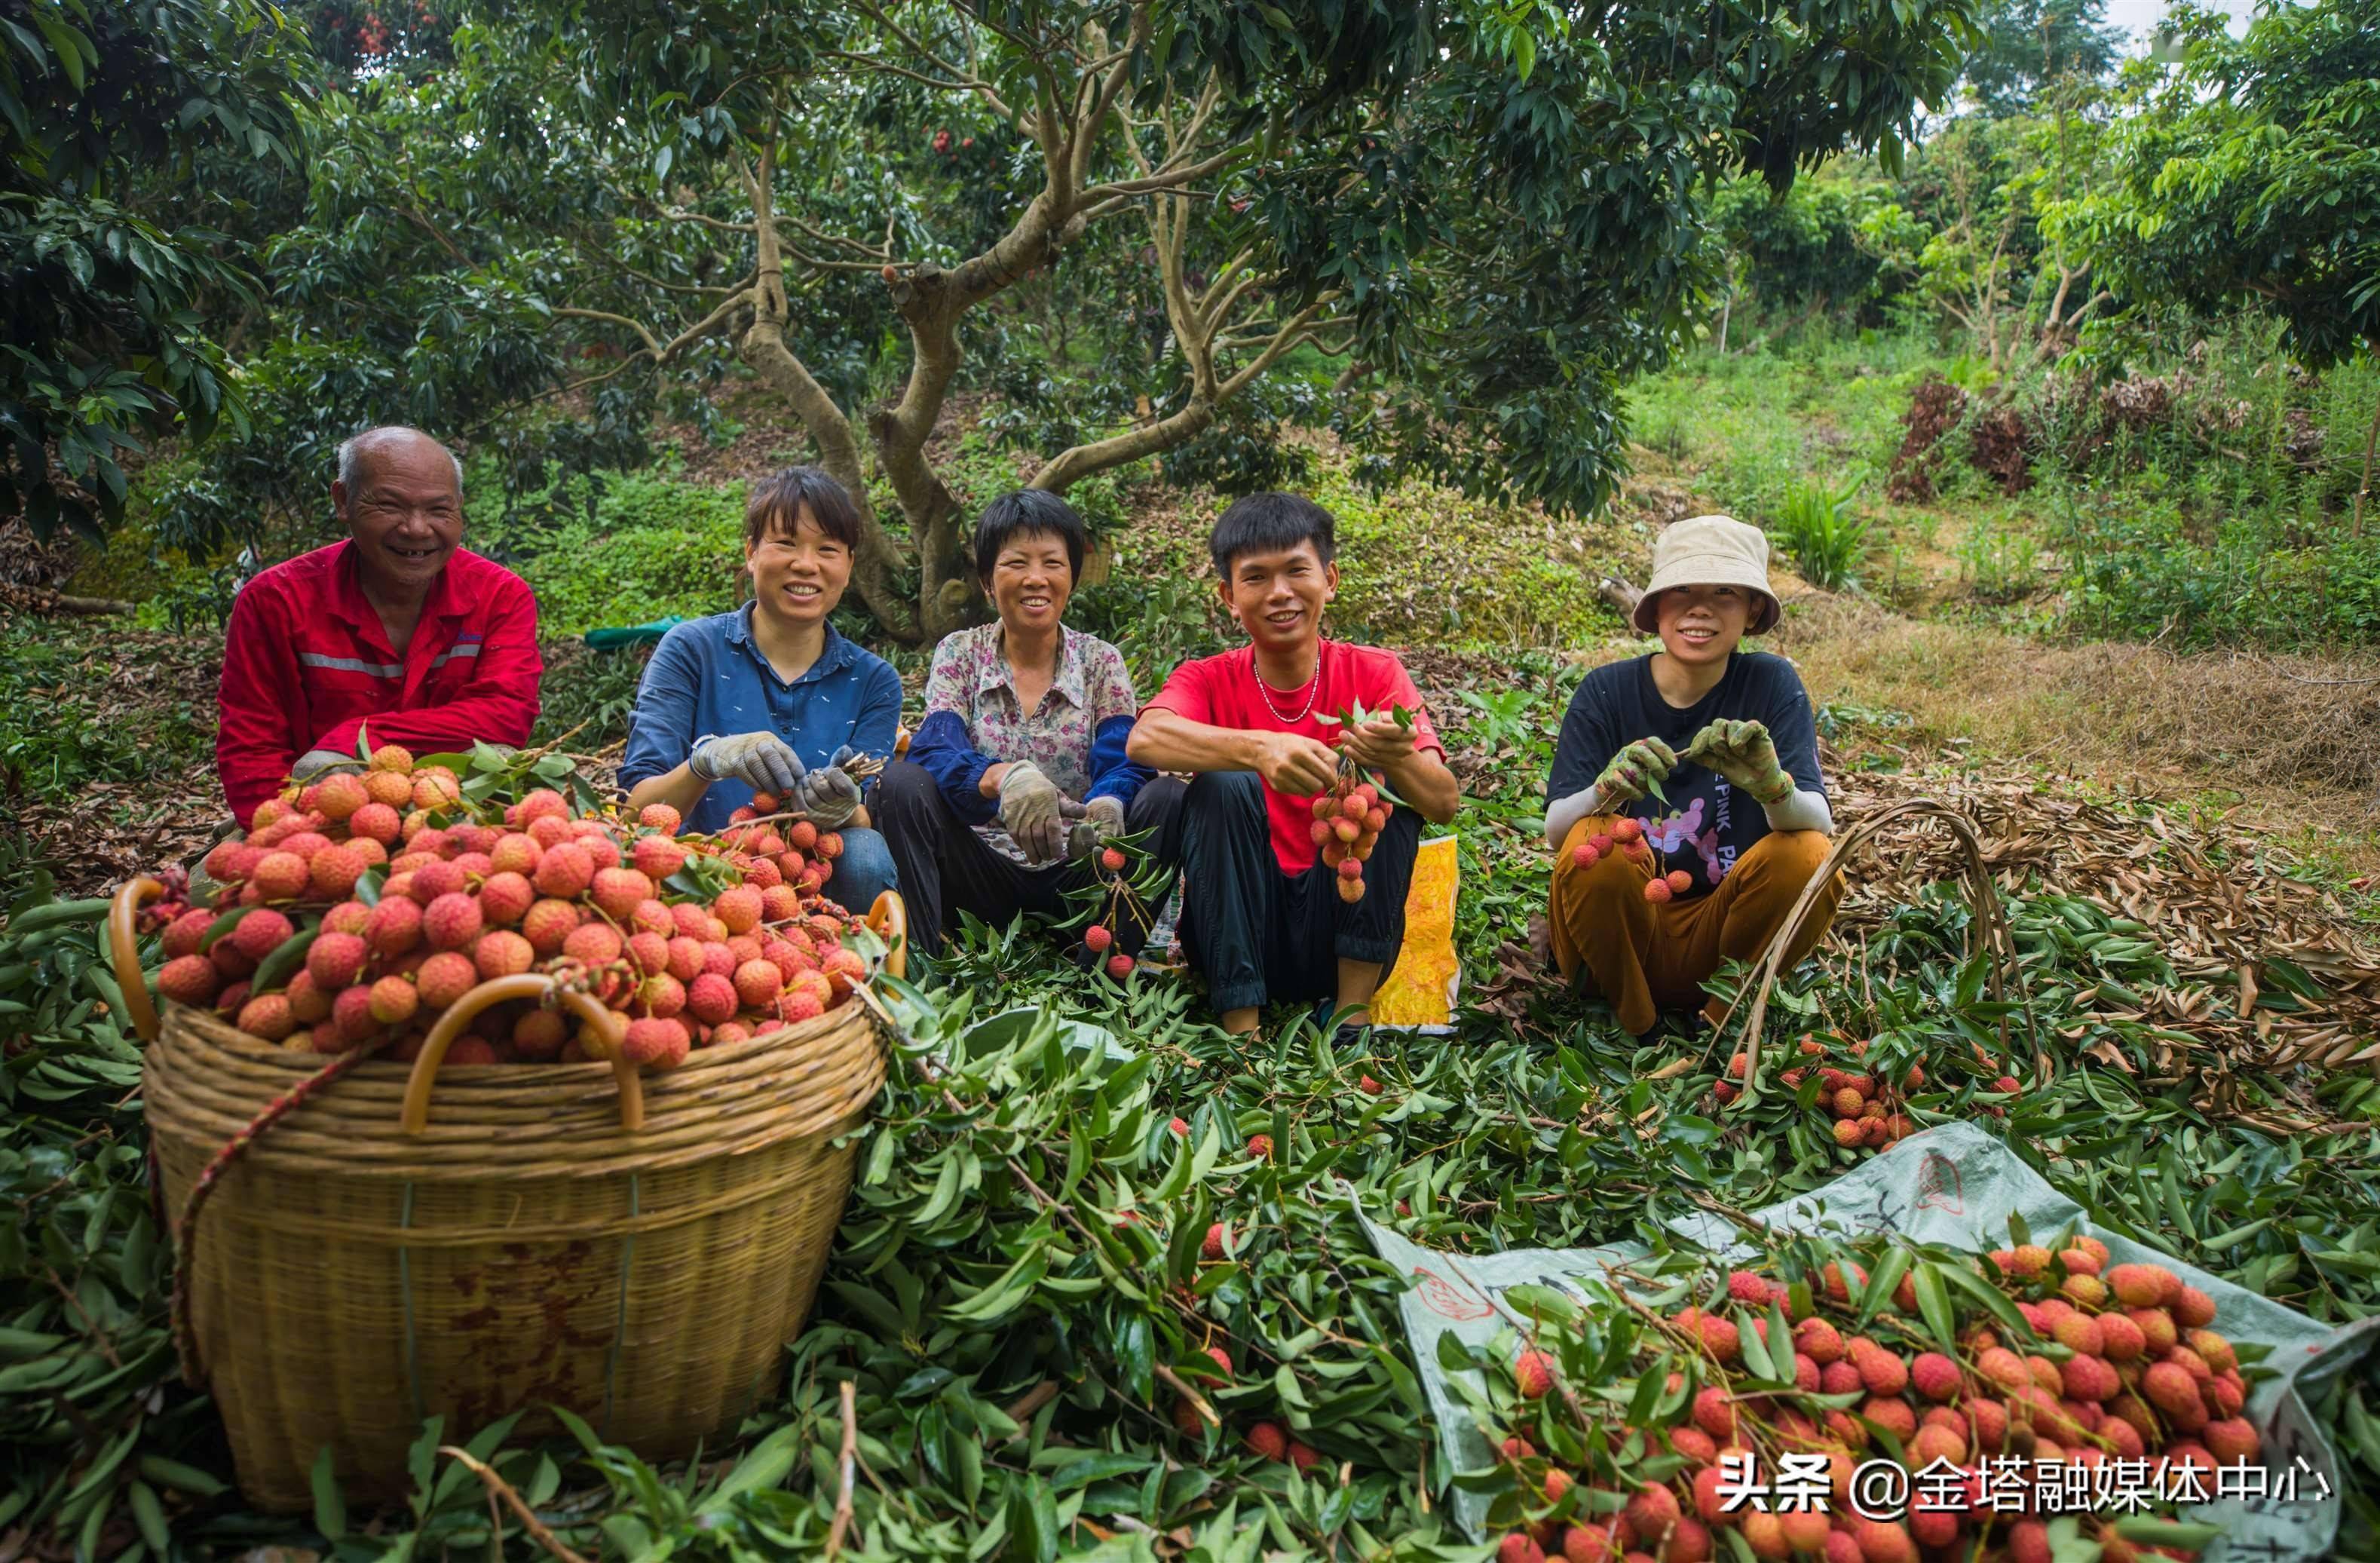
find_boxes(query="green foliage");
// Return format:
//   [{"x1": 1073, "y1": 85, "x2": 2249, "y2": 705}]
[
  {"x1": 1769, "y1": 470, "x2": 1874, "y2": 590},
  {"x1": 1710, "y1": 170, "x2": 1906, "y2": 315},
  {"x1": 0, "y1": 0, "x2": 311, "y2": 538},
  {"x1": 1954, "y1": 0, "x2": 2124, "y2": 118},
  {"x1": 2066, "y1": 0, "x2": 2380, "y2": 369},
  {"x1": 474, "y1": 467, "x2": 750, "y2": 638},
  {"x1": 0, "y1": 620, "x2": 217, "y2": 808}
]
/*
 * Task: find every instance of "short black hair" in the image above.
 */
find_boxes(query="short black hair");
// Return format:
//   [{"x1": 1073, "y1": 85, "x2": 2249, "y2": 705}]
[
  {"x1": 973, "y1": 489, "x2": 1087, "y2": 584},
  {"x1": 1208, "y1": 492, "x2": 1337, "y2": 578},
  {"x1": 746, "y1": 466, "x2": 861, "y2": 552}
]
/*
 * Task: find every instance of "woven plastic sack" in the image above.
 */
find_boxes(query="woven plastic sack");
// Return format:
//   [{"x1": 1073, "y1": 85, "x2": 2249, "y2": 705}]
[
  {"x1": 1371, "y1": 835, "x2": 1460, "y2": 1032},
  {"x1": 1360, "y1": 1122, "x2": 2378, "y2": 1558}
]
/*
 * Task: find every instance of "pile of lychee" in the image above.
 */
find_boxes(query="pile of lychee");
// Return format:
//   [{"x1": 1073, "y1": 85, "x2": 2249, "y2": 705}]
[
  {"x1": 1310, "y1": 771, "x2": 1392, "y2": 904},
  {"x1": 153, "y1": 746, "x2": 872, "y2": 1069},
  {"x1": 1484, "y1": 1239, "x2": 2258, "y2": 1563}
]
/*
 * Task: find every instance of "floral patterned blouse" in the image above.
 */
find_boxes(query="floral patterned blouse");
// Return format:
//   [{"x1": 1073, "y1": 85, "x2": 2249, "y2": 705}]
[{"x1": 908, "y1": 624, "x2": 1150, "y2": 862}]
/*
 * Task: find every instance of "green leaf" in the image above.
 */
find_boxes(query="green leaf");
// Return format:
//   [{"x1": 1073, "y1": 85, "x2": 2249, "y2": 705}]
[{"x1": 311, "y1": 1446, "x2": 347, "y2": 1540}]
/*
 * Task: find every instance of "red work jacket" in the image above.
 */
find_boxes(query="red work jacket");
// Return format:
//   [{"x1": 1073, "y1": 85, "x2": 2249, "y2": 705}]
[{"x1": 215, "y1": 541, "x2": 542, "y2": 824}]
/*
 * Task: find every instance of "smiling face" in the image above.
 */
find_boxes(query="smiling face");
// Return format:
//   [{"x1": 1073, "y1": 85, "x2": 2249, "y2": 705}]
[
  {"x1": 335, "y1": 432, "x2": 462, "y2": 595},
  {"x1": 1218, "y1": 540, "x2": 1336, "y2": 657},
  {"x1": 1654, "y1": 583, "x2": 1751, "y2": 668},
  {"x1": 746, "y1": 507, "x2": 853, "y2": 629},
  {"x1": 985, "y1": 528, "x2": 1074, "y2": 638}
]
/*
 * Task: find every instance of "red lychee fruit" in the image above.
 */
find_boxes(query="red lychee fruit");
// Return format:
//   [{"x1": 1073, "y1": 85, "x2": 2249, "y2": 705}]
[
  {"x1": 1691, "y1": 1385, "x2": 1734, "y2": 1439},
  {"x1": 1621, "y1": 1482, "x2": 1679, "y2": 1543},
  {"x1": 231, "y1": 908, "x2": 296, "y2": 963},
  {"x1": 522, "y1": 897, "x2": 580, "y2": 955},
  {"x1": 475, "y1": 930, "x2": 535, "y2": 979},
  {"x1": 1572, "y1": 842, "x2": 1600, "y2": 869},
  {"x1": 1907, "y1": 1423, "x2": 1965, "y2": 1469},
  {"x1": 1497, "y1": 1537, "x2": 1545, "y2": 1563},
  {"x1": 1860, "y1": 1396, "x2": 1916, "y2": 1441},
  {"x1": 1512, "y1": 1349, "x2": 1555, "y2": 1399},
  {"x1": 1820, "y1": 1359, "x2": 1864, "y2": 1397},
  {"x1": 1168, "y1": 1116, "x2": 1189, "y2": 1136},
  {"x1": 531, "y1": 842, "x2": 595, "y2": 899},
  {"x1": 422, "y1": 892, "x2": 483, "y2": 952},
  {"x1": 562, "y1": 921, "x2": 625, "y2": 968},
  {"x1": 367, "y1": 975, "x2": 419, "y2": 1025},
  {"x1": 1911, "y1": 1351, "x2": 1961, "y2": 1402},
  {"x1": 2173, "y1": 1286, "x2": 2216, "y2": 1329},
  {"x1": 1245, "y1": 1421, "x2": 1289, "y2": 1461},
  {"x1": 2107, "y1": 1263, "x2": 2176, "y2": 1308},
  {"x1": 688, "y1": 972, "x2": 737, "y2": 1025},
  {"x1": 1105, "y1": 953, "x2": 1135, "y2": 979},
  {"x1": 1359, "y1": 1073, "x2": 1384, "y2": 1095},
  {"x1": 412, "y1": 950, "x2": 476, "y2": 1010},
  {"x1": 2142, "y1": 1361, "x2": 2200, "y2": 1416},
  {"x1": 733, "y1": 958, "x2": 784, "y2": 1009},
  {"x1": 1794, "y1": 1317, "x2": 1843, "y2": 1364},
  {"x1": 2129, "y1": 1307, "x2": 2179, "y2": 1357},
  {"x1": 158, "y1": 955, "x2": 221, "y2": 1006},
  {"x1": 713, "y1": 884, "x2": 764, "y2": 934},
  {"x1": 2204, "y1": 1417, "x2": 2259, "y2": 1464},
  {"x1": 478, "y1": 870, "x2": 535, "y2": 927},
  {"x1": 1247, "y1": 1133, "x2": 1273, "y2": 1159},
  {"x1": 1643, "y1": 878, "x2": 1674, "y2": 903},
  {"x1": 410, "y1": 858, "x2": 467, "y2": 903},
  {"x1": 1563, "y1": 1525, "x2": 1613, "y2": 1563},
  {"x1": 1202, "y1": 1223, "x2": 1227, "y2": 1261},
  {"x1": 591, "y1": 866, "x2": 654, "y2": 921},
  {"x1": 308, "y1": 843, "x2": 366, "y2": 899},
  {"x1": 1083, "y1": 924, "x2": 1113, "y2": 953},
  {"x1": 2052, "y1": 1313, "x2": 2106, "y2": 1356},
  {"x1": 1101, "y1": 845, "x2": 1128, "y2": 872},
  {"x1": 1665, "y1": 869, "x2": 1692, "y2": 893},
  {"x1": 623, "y1": 1016, "x2": 691, "y2": 1068},
  {"x1": 307, "y1": 931, "x2": 369, "y2": 991},
  {"x1": 1853, "y1": 1344, "x2": 1908, "y2": 1397},
  {"x1": 234, "y1": 991, "x2": 298, "y2": 1041},
  {"x1": 1670, "y1": 1426, "x2": 1717, "y2": 1466}
]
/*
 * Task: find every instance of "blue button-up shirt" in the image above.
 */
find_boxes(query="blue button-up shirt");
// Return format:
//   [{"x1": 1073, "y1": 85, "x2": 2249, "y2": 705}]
[{"x1": 619, "y1": 607, "x2": 903, "y2": 836}]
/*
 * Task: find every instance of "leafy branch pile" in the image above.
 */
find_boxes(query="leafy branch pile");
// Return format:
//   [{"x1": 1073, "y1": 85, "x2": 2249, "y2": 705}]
[{"x1": 6, "y1": 691, "x2": 2380, "y2": 1558}]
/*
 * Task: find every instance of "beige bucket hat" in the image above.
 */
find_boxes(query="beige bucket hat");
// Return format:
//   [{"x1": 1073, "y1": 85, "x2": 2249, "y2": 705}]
[{"x1": 1632, "y1": 513, "x2": 1781, "y2": 636}]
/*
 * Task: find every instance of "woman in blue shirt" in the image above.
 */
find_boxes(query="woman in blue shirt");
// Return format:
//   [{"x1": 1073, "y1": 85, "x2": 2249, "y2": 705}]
[{"x1": 620, "y1": 467, "x2": 901, "y2": 912}]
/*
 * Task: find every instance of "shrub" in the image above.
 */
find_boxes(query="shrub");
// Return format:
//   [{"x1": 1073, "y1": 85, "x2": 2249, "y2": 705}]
[{"x1": 1769, "y1": 472, "x2": 1873, "y2": 591}]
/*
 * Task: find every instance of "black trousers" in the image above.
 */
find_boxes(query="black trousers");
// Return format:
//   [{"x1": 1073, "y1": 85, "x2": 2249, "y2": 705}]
[
  {"x1": 875, "y1": 760, "x2": 1187, "y2": 959},
  {"x1": 1175, "y1": 771, "x2": 1422, "y2": 1016}
]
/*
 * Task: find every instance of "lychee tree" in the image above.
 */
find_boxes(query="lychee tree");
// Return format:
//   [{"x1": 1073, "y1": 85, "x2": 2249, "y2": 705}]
[{"x1": 354, "y1": 0, "x2": 1977, "y2": 642}]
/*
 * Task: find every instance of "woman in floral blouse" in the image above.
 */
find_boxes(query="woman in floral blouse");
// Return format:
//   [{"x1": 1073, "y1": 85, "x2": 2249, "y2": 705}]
[{"x1": 877, "y1": 491, "x2": 1185, "y2": 961}]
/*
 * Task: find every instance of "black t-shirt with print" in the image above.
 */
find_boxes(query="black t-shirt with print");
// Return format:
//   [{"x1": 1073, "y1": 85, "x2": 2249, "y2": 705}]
[{"x1": 1546, "y1": 651, "x2": 1824, "y2": 899}]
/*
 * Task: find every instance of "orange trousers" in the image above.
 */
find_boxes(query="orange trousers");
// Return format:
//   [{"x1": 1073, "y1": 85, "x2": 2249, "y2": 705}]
[{"x1": 1547, "y1": 814, "x2": 1844, "y2": 1036}]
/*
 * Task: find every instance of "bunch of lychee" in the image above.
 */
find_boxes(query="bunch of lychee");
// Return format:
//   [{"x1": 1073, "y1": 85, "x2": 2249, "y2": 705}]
[
  {"x1": 722, "y1": 792, "x2": 844, "y2": 897},
  {"x1": 1484, "y1": 1241, "x2": 2259, "y2": 1563},
  {"x1": 1569, "y1": 819, "x2": 1694, "y2": 904},
  {"x1": 1713, "y1": 1031, "x2": 2023, "y2": 1157},
  {"x1": 1309, "y1": 773, "x2": 1392, "y2": 904},
  {"x1": 155, "y1": 745, "x2": 872, "y2": 1071},
  {"x1": 1080, "y1": 838, "x2": 1140, "y2": 982}
]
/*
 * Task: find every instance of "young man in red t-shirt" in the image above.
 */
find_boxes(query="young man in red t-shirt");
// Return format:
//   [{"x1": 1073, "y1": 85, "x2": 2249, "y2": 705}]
[{"x1": 1130, "y1": 493, "x2": 1460, "y2": 1035}]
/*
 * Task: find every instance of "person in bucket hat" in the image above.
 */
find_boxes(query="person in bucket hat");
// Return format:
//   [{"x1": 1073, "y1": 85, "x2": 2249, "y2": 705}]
[{"x1": 1540, "y1": 514, "x2": 1842, "y2": 1037}]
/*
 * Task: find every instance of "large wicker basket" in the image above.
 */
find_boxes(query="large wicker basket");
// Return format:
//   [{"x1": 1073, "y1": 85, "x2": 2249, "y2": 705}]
[{"x1": 112, "y1": 878, "x2": 905, "y2": 1512}]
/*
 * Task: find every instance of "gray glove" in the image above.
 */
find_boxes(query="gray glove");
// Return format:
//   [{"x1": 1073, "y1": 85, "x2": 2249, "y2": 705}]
[
  {"x1": 1066, "y1": 795, "x2": 1126, "y2": 862},
  {"x1": 997, "y1": 762, "x2": 1072, "y2": 866},
  {"x1": 796, "y1": 744, "x2": 864, "y2": 829},
  {"x1": 292, "y1": 749, "x2": 362, "y2": 781},
  {"x1": 690, "y1": 731, "x2": 805, "y2": 797}
]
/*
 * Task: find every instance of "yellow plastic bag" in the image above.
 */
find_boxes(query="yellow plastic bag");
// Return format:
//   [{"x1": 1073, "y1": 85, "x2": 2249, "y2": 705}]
[{"x1": 1371, "y1": 834, "x2": 1459, "y2": 1031}]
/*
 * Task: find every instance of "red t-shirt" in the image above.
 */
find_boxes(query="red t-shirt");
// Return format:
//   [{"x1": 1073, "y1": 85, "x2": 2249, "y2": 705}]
[{"x1": 1144, "y1": 639, "x2": 1442, "y2": 874}]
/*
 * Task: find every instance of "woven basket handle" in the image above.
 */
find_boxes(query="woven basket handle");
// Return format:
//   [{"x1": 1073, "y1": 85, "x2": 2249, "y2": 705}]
[
  {"x1": 400, "y1": 975, "x2": 639, "y2": 1135},
  {"x1": 865, "y1": 890, "x2": 908, "y2": 982},
  {"x1": 109, "y1": 877, "x2": 167, "y2": 1044}
]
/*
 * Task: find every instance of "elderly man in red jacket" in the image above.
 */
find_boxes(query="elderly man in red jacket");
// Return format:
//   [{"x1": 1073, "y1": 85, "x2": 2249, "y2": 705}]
[{"x1": 215, "y1": 426, "x2": 541, "y2": 825}]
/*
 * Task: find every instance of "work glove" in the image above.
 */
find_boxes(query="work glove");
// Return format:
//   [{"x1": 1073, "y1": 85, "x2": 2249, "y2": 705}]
[
  {"x1": 997, "y1": 762, "x2": 1071, "y2": 866},
  {"x1": 796, "y1": 743, "x2": 865, "y2": 829},
  {"x1": 689, "y1": 731, "x2": 805, "y2": 798},
  {"x1": 291, "y1": 749, "x2": 363, "y2": 782},
  {"x1": 1593, "y1": 737, "x2": 1679, "y2": 807},
  {"x1": 1065, "y1": 795, "x2": 1127, "y2": 863},
  {"x1": 1688, "y1": 719, "x2": 1794, "y2": 804}
]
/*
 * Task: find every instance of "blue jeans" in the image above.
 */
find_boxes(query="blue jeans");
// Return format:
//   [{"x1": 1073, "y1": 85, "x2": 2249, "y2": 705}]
[{"x1": 825, "y1": 826, "x2": 898, "y2": 915}]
